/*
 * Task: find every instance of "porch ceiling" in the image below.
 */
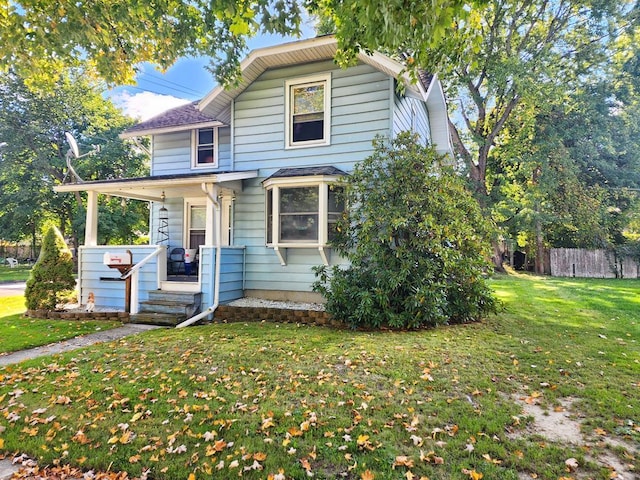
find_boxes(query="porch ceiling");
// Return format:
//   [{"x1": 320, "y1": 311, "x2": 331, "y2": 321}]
[{"x1": 54, "y1": 171, "x2": 258, "y2": 202}]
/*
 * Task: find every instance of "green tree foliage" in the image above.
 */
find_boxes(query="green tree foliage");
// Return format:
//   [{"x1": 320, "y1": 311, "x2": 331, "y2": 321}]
[
  {"x1": 428, "y1": 0, "x2": 635, "y2": 200},
  {"x1": 313, "y1": 133, "x2": 496, "y2": 330},
  {"x1": 0, "y1": 70, "x2": 149, "y2": 248},
  {"x1": 308, "y1": 0, "x2": 480, "y2": 72},
  {"x1": 25, "y1": 226, "x2": 76, "y2": 311},
  {"x1": 0, "y1": 0, "x2": 478, "y2": 88},
  {"x1": 491, "y1": 77, "x2": 640, "y2": 269},
  {"x1": 0, "y1": 0, "x2": 303, "y2": 87}
]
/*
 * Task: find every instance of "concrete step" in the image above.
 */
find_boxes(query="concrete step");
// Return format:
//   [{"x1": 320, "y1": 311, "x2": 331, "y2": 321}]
[
  {"x1": 148, "y1": 290, "x2": 202, "y2": 304},
  {"x1": 138, "y1": 300, "x2": 194, "y2": 316},
  {"x1": 137, "y1": 290, "x2": 202, "y2": 323},
  {"x1": 130, "y1": 313, "x2": 185, "y2": 327}
]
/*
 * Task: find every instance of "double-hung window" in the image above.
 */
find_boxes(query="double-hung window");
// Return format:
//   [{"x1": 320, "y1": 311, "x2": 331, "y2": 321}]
[
  {"x1": 285, "y1": 74, "x2": 331, "y2": 148},
  {"x1": 192, "y1": 127, "x2": 218, "y2": 168}
]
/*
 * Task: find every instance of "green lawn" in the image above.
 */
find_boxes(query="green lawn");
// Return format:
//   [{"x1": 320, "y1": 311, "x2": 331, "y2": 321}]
[
  {"x1": 0, "y1": 295, "x2": 122, "y2": 353},
  {"x1": 0, "y1": 274, "x2": 637, "y2": 479},
  {"x1": 0, "y1": 264, "x2": 32, "y2": 282}
]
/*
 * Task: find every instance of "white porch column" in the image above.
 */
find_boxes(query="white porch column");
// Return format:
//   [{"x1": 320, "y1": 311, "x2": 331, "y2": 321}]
[
  {"x1": 205, "y1": 189, "x2": 215, "y2": 246},
  {"x1": 85, "y1": 191, "x2": 98, "y2": 246}
]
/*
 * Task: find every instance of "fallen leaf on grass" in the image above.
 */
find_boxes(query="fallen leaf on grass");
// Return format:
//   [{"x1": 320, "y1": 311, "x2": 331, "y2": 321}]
[
  {"x1": 462, "y1": 468, "x2": 483, "y2": 479},
  {"x1": 393, "y1": 455, "x2": 414, "y2": 468},
  {"x1": 482, "y1": 453, "x2": 502, "y2": 465},
  {"x1": 268, "y1": 469, "x2": 286, "y2": 480},
  {"x1": 565, "y1": 458, "x2": 579, "y2": 471}
]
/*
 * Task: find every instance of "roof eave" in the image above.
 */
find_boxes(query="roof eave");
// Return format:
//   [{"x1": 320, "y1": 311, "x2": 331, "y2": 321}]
[
  {"x1": 198, "y1": 36, "x2": 339, "y2": 111},
  {"x1": 54, "y1": 170, "x2": 259, "y2": 202},
  {"x1": 120, "y1": 120, "x2": 225, "y2": 139},
  {"x1": 198, "y1": 36, "x2": 429, "y2": 116}
]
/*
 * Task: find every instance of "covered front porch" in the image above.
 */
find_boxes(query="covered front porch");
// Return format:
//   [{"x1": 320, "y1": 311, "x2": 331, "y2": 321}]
[
  {"x1": 55, "y1": 171, "x2": 257, "y2": 319},
  {"x1": 76, "y1": 244, "x2": 245, "y2": 315}
]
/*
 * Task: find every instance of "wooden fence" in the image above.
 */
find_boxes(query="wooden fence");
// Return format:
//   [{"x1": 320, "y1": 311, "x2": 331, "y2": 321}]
[{"x1": 550, "y1": 248, "x2": 640, "y2": 278}]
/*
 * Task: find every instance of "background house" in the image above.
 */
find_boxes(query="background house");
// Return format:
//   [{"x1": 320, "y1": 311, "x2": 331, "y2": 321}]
[{"x1": 55, "y1": 35, "x2": 452, "y2": 322}]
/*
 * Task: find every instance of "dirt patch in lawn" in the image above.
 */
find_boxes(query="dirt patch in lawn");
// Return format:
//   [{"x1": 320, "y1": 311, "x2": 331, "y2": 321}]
[{"x1": 512, "y1": 394, "x2": 637, "y2": 479}]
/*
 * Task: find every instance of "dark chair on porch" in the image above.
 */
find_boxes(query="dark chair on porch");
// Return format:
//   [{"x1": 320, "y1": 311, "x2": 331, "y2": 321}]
[{"x1": 168, "y1": 247, "x2": 185, "y2": 275}]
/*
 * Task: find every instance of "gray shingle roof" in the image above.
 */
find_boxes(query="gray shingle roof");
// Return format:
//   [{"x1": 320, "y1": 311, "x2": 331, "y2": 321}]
[
  {"x1": 265, "y1": 166, "x2": 348, "y2": 181},
  {"x1": 123, "y1": 101, "x2": 218, "y2": 135},
  {"x1": 418, "y1": 70, "x2": 434, "y2": 92}
]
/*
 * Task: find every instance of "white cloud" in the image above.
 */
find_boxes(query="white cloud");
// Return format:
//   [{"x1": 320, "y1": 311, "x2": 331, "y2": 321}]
[{"x1": 111, "y1": 91, "x2": 191, "y2": 121}]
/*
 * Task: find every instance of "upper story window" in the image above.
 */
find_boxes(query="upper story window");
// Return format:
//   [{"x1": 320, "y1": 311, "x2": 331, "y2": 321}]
[
  {"x1": 285, "y1": 74, "x2": 331, "y2": 149},
  {"x1": 192, "y1": 127, "x2": 218, "y2": 168}
]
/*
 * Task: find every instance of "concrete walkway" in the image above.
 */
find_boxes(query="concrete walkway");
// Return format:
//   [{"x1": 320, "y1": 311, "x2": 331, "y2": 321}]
[
  {"x1": 0, "y1": 323, "x2": 162, "y2": 367},
  {"x1": 0, "y1": 322, "x2": 163, "y2": 478},
  {"x1": 0, "y1": 281, "x2": 26, "y2": 298},
  {"x1": 0, "y1": 460, "x2": 20, "y2": 480}
]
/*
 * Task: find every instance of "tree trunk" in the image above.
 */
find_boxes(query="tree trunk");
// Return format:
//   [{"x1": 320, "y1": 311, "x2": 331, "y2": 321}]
[
  {"x1": 30, "y1": 225, "x2": 37, "y2": 260},
  {"x1": 535, "y1": 216, "x2": 545, "y2": 275},
  {"x1": 491, "y1": 240, "x2": 506, "y2": 273}
]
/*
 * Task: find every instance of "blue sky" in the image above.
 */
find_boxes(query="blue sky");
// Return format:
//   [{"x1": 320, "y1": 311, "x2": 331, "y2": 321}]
[{"x1": 108, "y1": 28, "x2": 316, "y2": 121}]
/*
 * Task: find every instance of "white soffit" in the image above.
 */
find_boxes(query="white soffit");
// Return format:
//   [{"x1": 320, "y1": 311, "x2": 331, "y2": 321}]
[{"x1": 199, "y1": 36, "x2": 427, "y2": 121}]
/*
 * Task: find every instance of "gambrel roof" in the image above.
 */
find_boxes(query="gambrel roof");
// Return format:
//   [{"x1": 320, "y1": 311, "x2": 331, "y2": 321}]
[
  {"x1": 122, "y1": 35, "x2": 452, "y2": 156},
  {"x1": 198, "y1": 35, "x2": 436, "y2": 125}
]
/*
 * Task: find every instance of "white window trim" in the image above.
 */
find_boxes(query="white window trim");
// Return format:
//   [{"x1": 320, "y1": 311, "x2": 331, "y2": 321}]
[
  {"x1": 183, "y1": 197, "x2": 232, "y2": 247},
  {"x1": 264, "y1": 174, "x2": 343, "y2": 251},
  {"x1": 284, "y1": 73, "x2": 331, "y2": 149},
  {"x1": 191, "y1": 127, "x2": 219, "y2": 169},
  {"x1": 183, "y1": 200, "x2": 206, "y2": 249}
]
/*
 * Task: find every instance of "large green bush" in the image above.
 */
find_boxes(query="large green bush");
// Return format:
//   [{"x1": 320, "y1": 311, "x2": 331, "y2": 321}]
[
  {"x1": 25, "y1": 226, "x2": 76, "y2": 311},
  {"x1": 313, "y1": 132, "x2": 497, "y2": 329}
]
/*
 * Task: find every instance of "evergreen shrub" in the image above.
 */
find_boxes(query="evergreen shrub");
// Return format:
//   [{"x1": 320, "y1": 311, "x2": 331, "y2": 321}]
[
  {"x1": 25, "y1": 226, "x2": 76, "y2": 311},
  {"x1": 313, "y1": 132, "x2": 497, "y2": 329}
]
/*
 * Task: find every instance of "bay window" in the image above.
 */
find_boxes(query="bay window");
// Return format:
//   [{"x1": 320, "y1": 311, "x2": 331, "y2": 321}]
[{"x1": 264, "y1": 175, "x2": 345, "y2": 249}]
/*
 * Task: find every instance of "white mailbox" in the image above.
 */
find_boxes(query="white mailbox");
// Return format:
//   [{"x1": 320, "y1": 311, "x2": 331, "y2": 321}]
[{"x1": 103, "y1": 251, "x2": 132, "y2": 266}]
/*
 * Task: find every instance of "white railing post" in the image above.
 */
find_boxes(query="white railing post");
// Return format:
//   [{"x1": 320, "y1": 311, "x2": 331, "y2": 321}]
[{"x1": 130, "y1": 269, "x2": 140, "y2": 314}]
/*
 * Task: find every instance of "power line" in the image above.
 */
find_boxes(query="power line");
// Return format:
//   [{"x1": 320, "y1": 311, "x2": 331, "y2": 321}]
[
  {"x1": 135, "y1": 76, "x2": 205, "y2": 99},
  {"x1": 114, "y1": 84, "x2": 195, "y2": 100},
  {"x1": 141, "y1": 71, "x2": 208, "y2": 96}
]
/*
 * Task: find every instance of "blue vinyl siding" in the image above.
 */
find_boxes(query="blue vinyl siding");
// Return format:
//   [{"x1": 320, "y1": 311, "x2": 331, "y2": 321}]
[
  {"x1": 230, "y1": 61, "x2": 389, "y2": 293},
  {"x1": 393, "y1": 93, "x2": 431, "y2": 145},
  {"x1": 232, "y1": 61, "x2": 391, "y2": 175},
  {"x1": 151, "y1": 127, "x2": 231, "y2": 176},
  {"x1": 151, "y1": 131, "x2": 190, "y2": 175},
  {"x1": 199, "y1": 247, "x2": 245, "y2": 308},
  {"x1": 78, "y1": 246, "x2": 164, "y2": 310}
]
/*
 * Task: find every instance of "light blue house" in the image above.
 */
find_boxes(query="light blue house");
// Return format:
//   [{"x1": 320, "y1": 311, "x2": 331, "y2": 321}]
[{"x1": 55, "y1": 36, "x2": 453, "y2": 324}]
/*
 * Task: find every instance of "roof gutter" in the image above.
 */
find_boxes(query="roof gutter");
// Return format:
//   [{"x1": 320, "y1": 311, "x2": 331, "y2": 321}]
[{"x1": 176, "y1": 183, "x2": 222, "y2": 328}]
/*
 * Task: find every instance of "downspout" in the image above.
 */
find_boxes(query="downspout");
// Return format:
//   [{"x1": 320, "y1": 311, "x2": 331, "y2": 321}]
[{"x1": 176, "y1": 183, "x2": 222, "y2": 328}]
